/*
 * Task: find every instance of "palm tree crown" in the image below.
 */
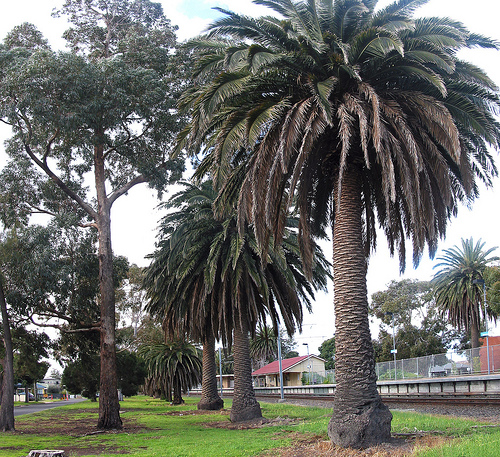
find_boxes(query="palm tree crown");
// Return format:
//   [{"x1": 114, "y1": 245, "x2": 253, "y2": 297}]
[
  {"x1": 433, "y1": 238, "x2": 498, "y2": 348},
  {"x1": 176, "y1": 0, "x2": 500, "y2": 448},
  {"x1": 179, "y1": 0, "x2": 499, "y2": 269}
]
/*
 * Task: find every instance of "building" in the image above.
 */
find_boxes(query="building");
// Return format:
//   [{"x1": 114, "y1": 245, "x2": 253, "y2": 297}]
[
  {"x1": 252, "y1": 355, "x2": 326, "y2": 387},
  {"x1": 480, "y1": 335, "x2": 500, "y2": 373}
]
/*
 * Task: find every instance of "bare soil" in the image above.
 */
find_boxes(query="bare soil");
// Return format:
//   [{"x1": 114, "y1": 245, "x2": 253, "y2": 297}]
[{"x1": 11, "y1": 409, "x2": 147, "y2": 456}]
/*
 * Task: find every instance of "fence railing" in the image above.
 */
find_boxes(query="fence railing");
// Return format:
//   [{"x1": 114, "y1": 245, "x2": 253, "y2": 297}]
[
  {"x1": 300, "y1": 344, "x2": 499, "y2": 385},
  {"x1": 375, "y1": 343, "x2": 499, "y2": 381}
]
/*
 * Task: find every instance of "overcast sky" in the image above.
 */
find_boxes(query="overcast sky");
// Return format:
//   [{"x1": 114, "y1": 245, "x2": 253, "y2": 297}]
[{"x1": 1, "y1": 0, "x2": 500, "y2": 353}]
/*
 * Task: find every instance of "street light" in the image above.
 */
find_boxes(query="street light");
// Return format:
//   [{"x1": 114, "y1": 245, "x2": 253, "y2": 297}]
[
  {"x1": 473, "y1": 278, "x2": 490, "y2": 375},
  {"x1": 218, "y1": 347, "x2": 223, "y2": 398},
  {"x1": 385, "y1": 312, "x2": 397, "y2": 380},
  {"x1": 302, "y1": 343, "x2": 311, "y2": 384},
  {"x1": 277, "y1": 321, "x2": 284, "y2": 400}
]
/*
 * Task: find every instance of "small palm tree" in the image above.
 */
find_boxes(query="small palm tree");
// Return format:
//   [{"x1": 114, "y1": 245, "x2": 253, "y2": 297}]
[
  {"x1": 177, "y1": 0, "x2": 500, "y2": 448},
  {"x1": 139, "y1": 341, "x2": 202, "y2": 405},
  {"x1": 433, "y1": 238, "x2": 498, "y2": 348}
]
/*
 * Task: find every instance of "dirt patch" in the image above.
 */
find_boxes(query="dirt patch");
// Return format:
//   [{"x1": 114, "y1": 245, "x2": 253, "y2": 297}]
[
  {"x1": 15, "y1": 409, "x2": 147, "y2": 438},
  {"x1": 259, "y1": 433, "x2": 453, "y2": 457},
  {"x1": 12, "y1": 408, "x2": 149, "y2": 456},
  {"x1": 204, "y1": 416, "x2": 302, "y2": 430},
  {"x1": 160, "y1": 408, "x2": 230, "y2": 417}
]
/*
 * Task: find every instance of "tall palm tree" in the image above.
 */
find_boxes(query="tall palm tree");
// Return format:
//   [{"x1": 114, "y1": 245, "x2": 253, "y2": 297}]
[
  {"x1": 177, "y1": 0, "x2": 500, "y2": 448},
  {"x1": 139, "y1": 340, "x2": 202, "y2": 405},
  {"x1": 433, "y1": 238, "x2": 498, "y2": 348},
  {"x1": 144, "y1": 181, "x2": 330, "y2": 421}
]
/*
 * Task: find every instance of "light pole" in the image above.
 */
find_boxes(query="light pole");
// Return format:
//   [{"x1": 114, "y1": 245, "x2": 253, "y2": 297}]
[
  {"x1": 218, "y1": 346, "x2": 223, "y2": 398},
  {"x1": 277, "y1": 321, "x2": 284, "y2": 400},
  {"x1": 473, "y1": 278, "x2": 490, "y2": 375},
  {"x1": 386, "y1": 312, "x2": 397, "y2": 380},
  {"x1": 302, "y1": 343, "x2": 311, "y2": 384}
]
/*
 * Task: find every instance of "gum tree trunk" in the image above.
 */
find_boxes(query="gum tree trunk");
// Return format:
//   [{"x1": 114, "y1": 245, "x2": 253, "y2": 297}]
[
  {"x1": 328, "y1": 167, "x2": 392, "y2": 448},
  {"x1": 95, "y1": 142, "x2": 122, "y2": 430},
  {"x1": 230, "y1": 302, "x2": 262, "y2": 422},
  {"x1": 0, "y1": 278, "x2": 15, "y2": 431},
  {"x1": 198, "y1": 333, "x2": 224, "y2": 410}
]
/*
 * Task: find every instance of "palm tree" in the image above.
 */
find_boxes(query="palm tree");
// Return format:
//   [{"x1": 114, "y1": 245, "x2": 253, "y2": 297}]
[
  {"x1": 433, "y1": 238, "x2": 498, "y2": 348},
  {"x1": 139, "y1": 340, "x2": 202, "y2": 405},
  {"x1": 250, "y1": 325, "x2": 278, "y2": 368},
  {"x1": 177, "y1": 0, "x2": 500, "y2": 448},
  {"x1": 144, "y1": 181, "x2": 330, "y2": 421}
]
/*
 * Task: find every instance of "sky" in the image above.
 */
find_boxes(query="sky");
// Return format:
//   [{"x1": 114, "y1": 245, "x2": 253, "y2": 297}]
[{"x1": 1, "y1": 0, "x2": 500, "y2": 356}]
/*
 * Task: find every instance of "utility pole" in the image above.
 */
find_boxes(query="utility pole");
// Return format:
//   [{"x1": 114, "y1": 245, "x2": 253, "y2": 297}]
[
  {"x1": 473, "y1": 279, "x2": 490, "y2": 374},
  {"x1": 277, "y1": 322, "x2": 284, "y2": 400},
  {"x1": 386, "y1": 312, "x2": 397, "y2": 380}
]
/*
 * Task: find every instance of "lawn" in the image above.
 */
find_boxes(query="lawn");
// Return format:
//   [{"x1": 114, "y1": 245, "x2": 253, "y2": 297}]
[{"x1": 1, "y1": 397, "x2": 498, "y2": 457}]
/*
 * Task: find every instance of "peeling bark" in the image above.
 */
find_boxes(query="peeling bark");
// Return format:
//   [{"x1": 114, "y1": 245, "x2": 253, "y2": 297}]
[{"x1": 94, "y1": 142, "x2": 122, "y2": 430}]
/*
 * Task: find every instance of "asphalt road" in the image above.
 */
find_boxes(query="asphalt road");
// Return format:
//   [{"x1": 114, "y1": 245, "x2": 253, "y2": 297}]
[{"x1": 14, "y1": 398, "x2": 87, "y2": 416}]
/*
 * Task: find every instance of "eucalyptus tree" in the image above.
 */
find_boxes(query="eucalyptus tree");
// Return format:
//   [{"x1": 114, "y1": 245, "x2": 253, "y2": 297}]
[
  {"x1": 433, "y1": 238, "x2": 498, "y2": 348},
  {"x1": 144, "y1": 181, "x2": 330, "y2": 420},
  {"x1": 0, "y1": 0, "x2": 185, "y2": 429},
  {"x1": 177, "y1": 0, "x2": 500, "y2": 447}
]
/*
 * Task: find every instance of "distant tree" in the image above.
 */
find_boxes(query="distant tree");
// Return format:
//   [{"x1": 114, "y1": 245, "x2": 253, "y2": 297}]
[
  {"x1": 433, "y1": 239, "x2": 498, "y2": 348},
  {"x1": 116, "y1": 350, "x2": 146, "y2": 397},
  {"x1": 12, "y1": 327, "x2": 51, "y2": 401},
  {"x1": 250, "y1": 325, "x2": 299, "y2": 369},
  {"x1": 62, "y1": 354, "x2": 100, "y2": 401},
  {"x1": 318, "y1": 337, "x2": 336, "y2": 370},
  {"x1": 484, "y1": 266, "x2": 500, "y2": 316},
  {"x1": 49, "y1": 369, "x2": 61, "y2": 380},
  {"x1": 116, "y1": 265, "x2": 147, "y2": 338},
  {"x1": 371, "y1": 279, "x2": 462, "y2": 362},
  {"x1": 0, "y1": 0, "x2": 186, "y2": 429}
]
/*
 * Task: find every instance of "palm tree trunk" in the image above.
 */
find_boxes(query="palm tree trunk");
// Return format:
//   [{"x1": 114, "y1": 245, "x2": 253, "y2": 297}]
[
  {"x1": 172, "y1": 377, "x2": 183, "y2": 405},
  {"x1": 470, "y1": 321, "x2": 480, "y2": 349},
  {"x1": 230, "y1": 302, "x2": 262, "y2": 422},
  {"x1": 198, "y1": 333, "x2": 224, "y2": 410},
  {"x1": 328, "y1": 166, "x2": 392, "y2": 449},
  {"x1": 0, "y1": 278, "x2": 15, "y2": 431}
]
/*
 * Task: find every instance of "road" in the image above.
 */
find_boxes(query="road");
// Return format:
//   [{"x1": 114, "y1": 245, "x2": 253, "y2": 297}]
[{"x1": 14, "y1": 398, "x2": 87, "y2": 416}]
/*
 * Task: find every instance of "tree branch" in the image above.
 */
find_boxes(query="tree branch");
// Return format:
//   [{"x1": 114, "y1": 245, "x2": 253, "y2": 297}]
[
  {"x1": 29, "y1": 315, "x2": 101, "y2": 333},
  {"x1": 22, "y1": 142, "x2": 98, "y2": 220},
  {"x1": 108, "y1": 173, "x2": 148, "y2": 207},
  {"x1": 102, "y1": 122, "x2": 152, "y2": 160}
]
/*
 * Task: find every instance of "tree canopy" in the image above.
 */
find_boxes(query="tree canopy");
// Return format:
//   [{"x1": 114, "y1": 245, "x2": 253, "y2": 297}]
[{"x1": 0, "y1": 0, "x2": 187, "y2": 429}]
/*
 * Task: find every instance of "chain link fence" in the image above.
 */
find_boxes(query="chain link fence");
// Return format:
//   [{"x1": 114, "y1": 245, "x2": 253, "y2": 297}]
[
  {"x1": 375, "y1": 343, "x2": 499, "y2": 381},
  {"x1": 300, "y1": 344, "x2": 499, "y2": 384}
]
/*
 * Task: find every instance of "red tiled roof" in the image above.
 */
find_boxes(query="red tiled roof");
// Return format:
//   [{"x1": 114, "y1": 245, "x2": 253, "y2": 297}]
[{"x1": 252, "y1": 355, "x2": 310, "y2": 376}]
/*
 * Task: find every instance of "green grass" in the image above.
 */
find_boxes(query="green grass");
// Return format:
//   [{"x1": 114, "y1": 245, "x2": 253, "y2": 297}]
[{"x1": 1, "y1": 397, "x2": 498, "y2": 457}]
